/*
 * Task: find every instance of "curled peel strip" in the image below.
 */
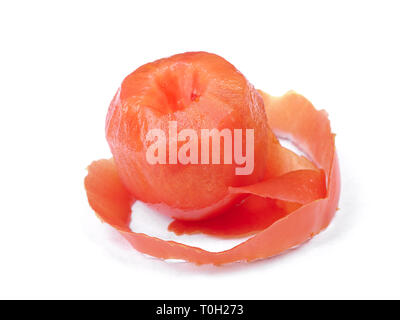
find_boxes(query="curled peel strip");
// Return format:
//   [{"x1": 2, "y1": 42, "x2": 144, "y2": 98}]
[{"x1": 84, "y1": 91, "x2": 340, "y2": 265}]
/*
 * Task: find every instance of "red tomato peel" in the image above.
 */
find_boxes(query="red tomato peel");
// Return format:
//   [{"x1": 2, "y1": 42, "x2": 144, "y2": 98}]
[
  {"x1": 84, "y1": 89, "x2": 340, "y2": 265},
  {"x1": 168, "y1": 196, "x2": 290, "y2": 238},
  {"x1": 229, "y1": 169, "x2": 326, "y2": 205}
]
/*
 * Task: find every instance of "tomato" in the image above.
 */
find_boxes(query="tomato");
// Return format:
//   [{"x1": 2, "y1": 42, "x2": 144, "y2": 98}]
[
  {"x1": 106, "y1": 52, "x2": 270, "y2": 220},
  {"x1": 84, "y1": 52, "x2": 340, "y2": 265}
]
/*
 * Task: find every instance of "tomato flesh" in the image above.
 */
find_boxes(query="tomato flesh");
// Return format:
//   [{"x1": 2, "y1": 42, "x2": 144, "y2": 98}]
[{"x1": 106, "y1": 52, "x2": 270, "y2": 220}]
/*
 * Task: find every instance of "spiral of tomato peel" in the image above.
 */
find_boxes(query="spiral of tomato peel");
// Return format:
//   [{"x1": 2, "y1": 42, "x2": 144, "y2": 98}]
[{"x1": 84, "y1": 90, "x2": 340, "y2": 265}]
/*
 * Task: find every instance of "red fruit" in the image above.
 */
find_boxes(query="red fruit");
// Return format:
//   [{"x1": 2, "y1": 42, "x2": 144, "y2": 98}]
[{"x1": 106, "y1": 52, "x2": 270, "y2": 220}]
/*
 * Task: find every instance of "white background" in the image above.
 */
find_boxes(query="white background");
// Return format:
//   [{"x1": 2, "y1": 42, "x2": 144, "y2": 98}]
[{"x1": 1, "y1": 0, "x2": 399, "y2": 299}]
